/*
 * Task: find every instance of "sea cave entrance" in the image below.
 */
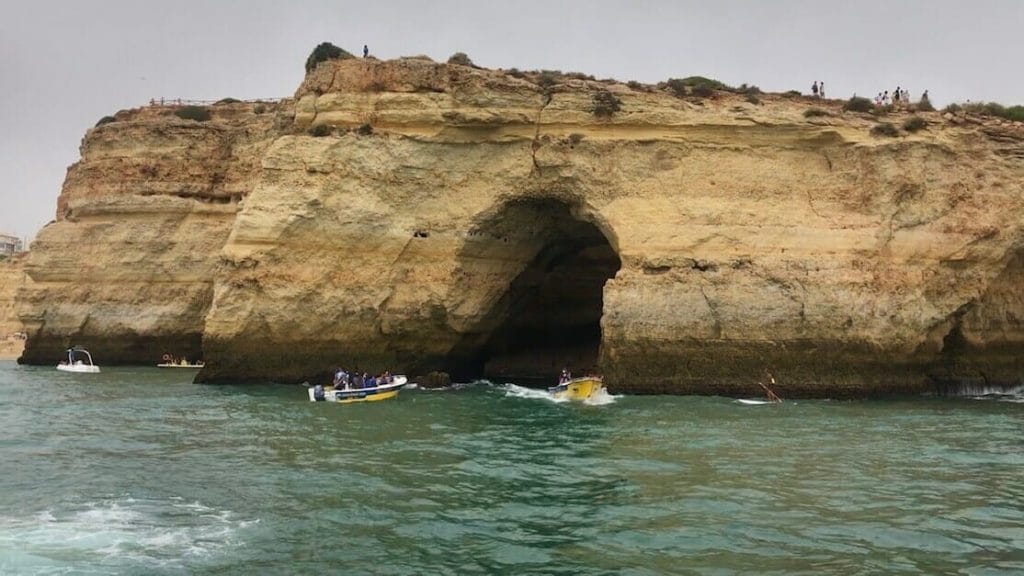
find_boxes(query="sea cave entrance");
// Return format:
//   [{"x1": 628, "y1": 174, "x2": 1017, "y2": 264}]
[{"x1": 446, "y1": 198, "x2": 621, "y2": 385}]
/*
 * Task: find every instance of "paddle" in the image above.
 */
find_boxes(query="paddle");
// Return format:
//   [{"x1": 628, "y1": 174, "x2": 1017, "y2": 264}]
[{"x1": 757, "y1": 374, "x2": 783, "y2": 403}]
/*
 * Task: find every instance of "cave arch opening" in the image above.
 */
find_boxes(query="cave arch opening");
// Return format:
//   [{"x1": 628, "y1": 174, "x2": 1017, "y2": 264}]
[{"x1": 446, "y1": 198, "x2": 621, "y2": 385}]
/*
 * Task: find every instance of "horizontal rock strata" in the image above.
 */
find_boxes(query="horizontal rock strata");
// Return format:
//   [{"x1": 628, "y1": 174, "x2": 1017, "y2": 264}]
[
  {"x1": 0, "y1": 255, "x2": 28, "y2": 359},
  {"x1": 18, "y1": 58, "x2": 1024, "y2": 395}
]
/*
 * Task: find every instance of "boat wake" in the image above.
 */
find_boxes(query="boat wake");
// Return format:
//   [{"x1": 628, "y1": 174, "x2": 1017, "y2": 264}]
[
  {"x1": 0, "y1": 495, "x2": 258, "y2": 572},
  {"x1": 970, "y1": 393, "x2": 1024, "y2": 403},
  {"x1": 501, "y1": 383, "x2": 618, "y2": 405},
  {"x1": 937, "y1": 383, "x2": 1024, "y2": 403}
]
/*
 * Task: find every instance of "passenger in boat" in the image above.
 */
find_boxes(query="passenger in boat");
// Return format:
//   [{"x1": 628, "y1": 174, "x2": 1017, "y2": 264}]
[
  {"x1": 366, "y1": 375, "x2": 377, "y2": 389},
  {"x1": 313, "y1": 383, "x2": 325, "y2": 401},
  {"x1": 559, "y1": 368, "x2": 571, "y2": 385},
  {"x1": 333, "y1": 367, "x2": 345, "y2": 388}
]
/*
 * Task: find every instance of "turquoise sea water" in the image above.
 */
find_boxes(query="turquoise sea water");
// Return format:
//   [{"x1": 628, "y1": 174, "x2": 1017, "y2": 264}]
[{"x1": 0, "y1": 361, "x2": 1021, "y2": 575}]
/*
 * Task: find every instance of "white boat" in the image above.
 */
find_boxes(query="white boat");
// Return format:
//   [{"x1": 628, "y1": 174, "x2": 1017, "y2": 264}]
[
  {"x1": 308, "y1": 376, "x2": 408, "y2": 404},
  {"x1": 736, "y1": 398, "x2": 773, "y2": 405},
  {"x1": 56, "y1": 347, "x2": 100, "y2": 374}
]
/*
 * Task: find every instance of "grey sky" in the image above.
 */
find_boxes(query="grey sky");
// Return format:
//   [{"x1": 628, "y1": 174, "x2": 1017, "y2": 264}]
[{"x1": 2, "y1": 0, "x2": 1022, "y2": 243}]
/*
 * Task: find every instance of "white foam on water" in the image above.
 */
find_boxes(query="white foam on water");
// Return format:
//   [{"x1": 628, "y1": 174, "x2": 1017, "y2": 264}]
[
  {"x1": 0, "y1": 495, "x2": 257, "y2": 572},
  {"x1": 942, "y1": 383, "x2": 1023, "y2": 399},
  {"x1": 416, "y1": 379, "x2": 492, "y2": 392},
  {"x1": 582, "y1": 387, "x2": 619, "y2": 406},
  {"x1": 970, "y1": 394, "x2": 1024, "y2": 403},
  {"x1": 502, "y1": 382, "x2": 566, "y2": 402}
]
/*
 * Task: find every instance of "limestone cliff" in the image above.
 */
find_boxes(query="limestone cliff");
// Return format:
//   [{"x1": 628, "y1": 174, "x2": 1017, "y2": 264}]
[
  {"x1": 0, "y1": 255, "x2": 29, "y2": 359},
  {"x1": 17, "y1": 101, "x2": 287, "y2": 364},
  {"x1": 18, "y1": 58, "x2": 1024, "y2": 396}
]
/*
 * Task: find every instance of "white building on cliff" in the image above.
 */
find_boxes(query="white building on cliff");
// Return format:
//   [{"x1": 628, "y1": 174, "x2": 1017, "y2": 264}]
[{"x1": 0, "y1": 233, "x2": 24, "y2": 257}]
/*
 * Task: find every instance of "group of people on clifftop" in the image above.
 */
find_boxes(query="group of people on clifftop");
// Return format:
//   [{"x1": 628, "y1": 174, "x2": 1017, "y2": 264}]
[
  {"x1": 812, "y1": 80, "x2": 931, "y2": 110},
  {"x1": 873, "y1": 87, "x2": 928, "y2": 108}
]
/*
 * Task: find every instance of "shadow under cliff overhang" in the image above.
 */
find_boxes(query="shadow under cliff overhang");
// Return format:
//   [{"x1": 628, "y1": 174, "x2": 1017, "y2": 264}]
[{"x1": 441, "y1": 197, "x2": 621, "y2": 383}]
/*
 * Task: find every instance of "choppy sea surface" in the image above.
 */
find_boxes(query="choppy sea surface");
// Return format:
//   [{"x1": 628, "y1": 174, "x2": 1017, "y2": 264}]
[{"x1": 1, "y1": 361, "x2": 1021, "y2": 575}]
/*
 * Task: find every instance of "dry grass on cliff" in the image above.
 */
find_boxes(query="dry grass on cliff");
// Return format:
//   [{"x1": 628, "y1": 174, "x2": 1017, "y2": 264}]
[
  {"x1": 174, "y1": 106, "x2": 210, "y2": 122},
  {"x1": 903, "y1": 116, "x2": 928, "y2": 132},
  {"x1": 870, "y1": 122, "x2": 900, "y2": 137},
  {"x1": 803, "y1": 108, "x2": 832, "y2": 118}
]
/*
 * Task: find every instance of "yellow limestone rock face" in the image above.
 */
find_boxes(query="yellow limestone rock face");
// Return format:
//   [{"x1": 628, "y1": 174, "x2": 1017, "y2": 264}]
[
  {"x1": 20, "y1": 59, "x2": 1024, "y2": 395},
  {"x1": 17, "y1": 102, "x2": 285, "y2": 365},
  {"x1": 0, "y1": 255, "x2": 29, "y2": 359}
]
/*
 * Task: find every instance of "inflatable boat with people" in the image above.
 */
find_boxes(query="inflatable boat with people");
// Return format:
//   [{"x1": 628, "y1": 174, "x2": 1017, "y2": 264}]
[{"x1": 308, "y1": 371, "x2": 408, "y2": 404}]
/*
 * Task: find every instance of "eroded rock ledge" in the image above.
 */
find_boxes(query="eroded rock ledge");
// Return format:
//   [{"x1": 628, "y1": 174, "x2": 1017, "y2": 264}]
[{"x1": 17, "y1": 58, "x2": 1024, "y2": 396}]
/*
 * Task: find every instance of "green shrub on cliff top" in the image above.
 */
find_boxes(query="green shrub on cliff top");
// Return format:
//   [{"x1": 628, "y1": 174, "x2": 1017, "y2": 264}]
[
  {"x1": 591, "y1": 90, "x2": 621, "y2": 118},
  {"x1": 666, "y1": 76, "x2": 729, "y2": 99},
  {"x1": 309, "y1": 124, "x2": 331, "y2": 137},
  {"x1": 95, "y1": 115, "x2": 117, "y2": 127},
  {"x1": 674, "y1": 76, "x2": 730, "y2": 90},
  {"x1": 961, "y1": 102, "x2": 1024, "y2": 122},
  {"x1": 305, "y1": 42, "x2": 354, "y2": 73},
  {"x1": 447, "y1": 52, "x2": 475, "y2": 67},
  {"x1": 903, "y1": 116, "x2": 928, "y2": 132},
  {"x1": 536, "y1": 70, "x2": 562, "y2": 89},
  {"x1": 870, "y1": 122, "x2": 899, "y2": 137},
  {"x1": 174, "y1": 106, "x2": 210, "y2": 122},
  {"x1": 803, "y1": 108, "x2": 831, "y2": 118},
  {"x1": 665, "y1": 78, "x2": 689, "y2": 98},
  {"x1": 844, "y1": 96, "x2": 874, "y2": 113},
  {"x1": 1006, "y1": 106, "x2": 1024, "y2": 121}
]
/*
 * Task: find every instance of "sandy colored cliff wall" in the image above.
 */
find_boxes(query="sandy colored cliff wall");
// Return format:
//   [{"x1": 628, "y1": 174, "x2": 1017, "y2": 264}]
[
  {"x1": 0, "y1": 255, "x2": 29, "y2": 359},
  {"x1": 18, "y1": 58, "x2": 1024, "y2": 395},
  {"x1": 17, "y1": 101, "x2": 286, "y2": 365}
]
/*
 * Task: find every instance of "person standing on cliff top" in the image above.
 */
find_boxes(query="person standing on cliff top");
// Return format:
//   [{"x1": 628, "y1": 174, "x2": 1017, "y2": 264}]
[
  {"x1": 363, "y1": 44, "x2": 368, "y2": 58},
  {"x1": 812, "y1": 81, "x2": 818, "y2": 97},
  {"x1": 819, "y1": 81, "x2": 825, "y2": 98}
]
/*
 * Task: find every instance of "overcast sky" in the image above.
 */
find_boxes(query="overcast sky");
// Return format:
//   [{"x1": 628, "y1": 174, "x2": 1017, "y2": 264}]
[{"x1": 2, "y1": 0, "x2": 1022, "y2": 243}]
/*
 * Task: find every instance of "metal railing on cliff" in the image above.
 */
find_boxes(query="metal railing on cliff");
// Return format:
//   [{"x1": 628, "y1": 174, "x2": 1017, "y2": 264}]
[{"x1": 147, "y1": 97, "x2": 289, "y2": 106}]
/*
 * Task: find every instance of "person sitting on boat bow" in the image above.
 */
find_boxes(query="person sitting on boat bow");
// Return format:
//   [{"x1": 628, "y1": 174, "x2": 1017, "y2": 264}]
[{"x1": 559, "y1": 368, "x2": 571, "y2": 385}]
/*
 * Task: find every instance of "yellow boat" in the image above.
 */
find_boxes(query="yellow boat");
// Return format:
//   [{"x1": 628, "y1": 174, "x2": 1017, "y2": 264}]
[
  {"x1": 308, "y1": 376, "x2": 407, "y2": 404},
  {"x1": 548, "y1": 376, "x2": 605, "y2": 401}
]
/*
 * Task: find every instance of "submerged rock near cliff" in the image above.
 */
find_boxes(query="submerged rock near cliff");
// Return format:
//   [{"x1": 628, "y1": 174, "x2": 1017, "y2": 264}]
[{"x1": 17, "y1": 56, "x2": 1024, "y2": 396}]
